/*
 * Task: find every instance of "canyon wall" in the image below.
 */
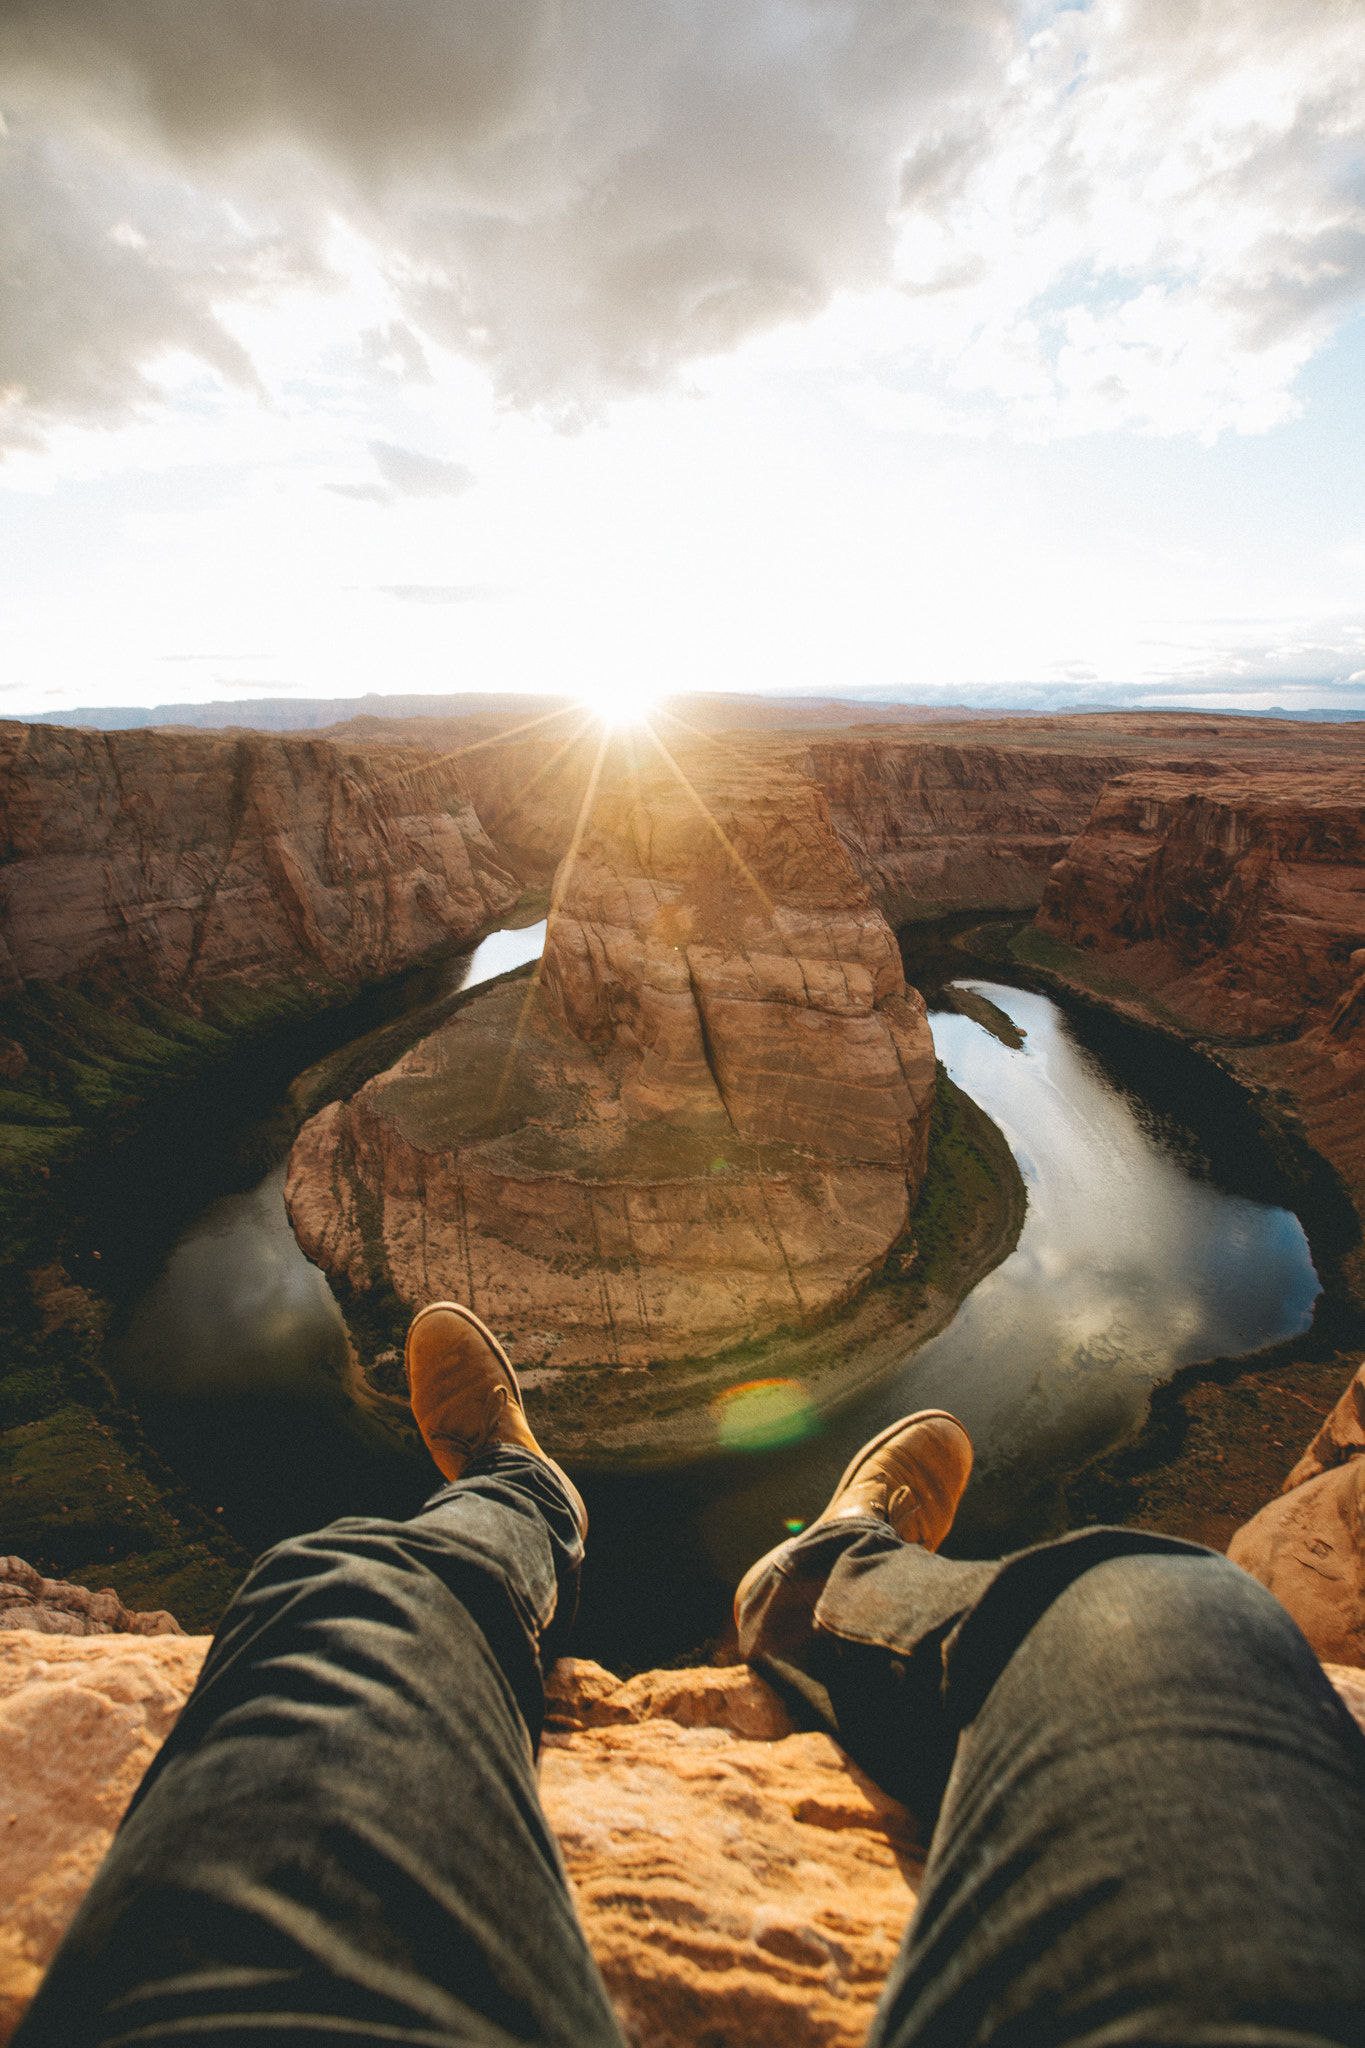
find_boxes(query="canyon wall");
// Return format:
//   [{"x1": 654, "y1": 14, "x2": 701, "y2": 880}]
[
  {"x1": 285, "y1": 737, "x2": 936, "y2": 1375},
  {"x1": 0, "y1": 722, "x2": 519, "y2": 1005},
  {"x1": 449, "y1": 721, "x2": 1141, "y2": 924},
  {"x1": 1034, "y1": 760, "x2": 1365, "y2": 1301},
  {"x1": 800, "y1": 737, "x2": 1138, "y2": 925},
  {"x1": 1036, "y1": 768, "x2": 1365, "y2": 1039}
]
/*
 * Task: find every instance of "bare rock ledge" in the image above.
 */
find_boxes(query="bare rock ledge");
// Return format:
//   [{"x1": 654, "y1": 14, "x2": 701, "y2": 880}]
[{"x1": 0, "y1": 1638, "x2": 925, "y2": 2048}]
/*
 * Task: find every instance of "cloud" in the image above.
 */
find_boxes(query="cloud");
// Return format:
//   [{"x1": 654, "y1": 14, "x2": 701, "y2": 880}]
[
  {"x1": 0, "y1": 0, "x2": 1363, "y2": 445},
  {"x1": 325, "y1": 442, "x2": 476, "y2": 504},
  {"x1": 368, "y1": 442, "x2": 475, "y2": 497},
  {"x1": 377, "y1": 583, "x2": 496, "y2": 603}
]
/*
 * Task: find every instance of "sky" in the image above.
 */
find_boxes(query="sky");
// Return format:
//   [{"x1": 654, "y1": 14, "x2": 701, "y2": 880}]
[{"x1": 2, "y1": 0, "x2": 1364, "y2": 723}]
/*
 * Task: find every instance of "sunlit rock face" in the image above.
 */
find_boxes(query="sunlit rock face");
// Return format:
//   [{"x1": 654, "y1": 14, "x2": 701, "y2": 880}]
[
  {"x1": 1229, "y1": 1362, "x2": 1365, "y2": 1670},
  {"x1": 0, "y1": 722, "x2": 518, "y2": 1003},
  {"x1": 285, "y1": 744, "x2": 935, "y2": 1370},
  {"x1": 1037, "y1": 769, "x2": 1365, "y2": 1039},
  {"x1": 802, "y1": 738, "x2": 1138, "y2": 925}
]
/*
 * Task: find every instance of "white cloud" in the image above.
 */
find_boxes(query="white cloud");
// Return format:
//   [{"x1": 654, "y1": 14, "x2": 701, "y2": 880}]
[{"x1": 0, "y1": 1, "x2": 1362, "y2": 450}]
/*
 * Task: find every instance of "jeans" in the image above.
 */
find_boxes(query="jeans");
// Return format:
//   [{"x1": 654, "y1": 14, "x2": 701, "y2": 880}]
[
  {"x1": 740, "y1": 1518, "x2": 1365, "y2": 2048},
  {"x1": 16, "y1": 1458, "x2": 1365, "y2": 2048}
]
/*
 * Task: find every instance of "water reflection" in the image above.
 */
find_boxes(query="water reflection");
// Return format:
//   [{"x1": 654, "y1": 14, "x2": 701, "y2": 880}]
[
  {"x1": 105, "y1": 936, "x2": 1323, "y2": 1667},
  {"x1": 895, "y1": 982, "x2": 1318, "y2": 1542},
  {"x1": 112, "y1": 920, "x2": 547, "y2": 1407},
  {"x1": 595, "y1": 979, "x2": 1319, "y2": 1625}
]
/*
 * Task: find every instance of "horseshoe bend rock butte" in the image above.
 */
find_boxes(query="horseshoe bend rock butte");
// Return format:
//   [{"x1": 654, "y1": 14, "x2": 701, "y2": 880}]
[{"x1": 285, "y1": 748, "x2": 935, "y2": 1373}]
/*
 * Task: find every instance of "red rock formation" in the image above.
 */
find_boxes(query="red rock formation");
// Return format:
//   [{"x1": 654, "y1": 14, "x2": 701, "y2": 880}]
[
  {"x1": 801, "y1": 737, "x2": 1138, "y2": 925},
  {"x1": 0, "y1": 1556, "x2": 182, "y2": 1638},
  {"x1": 453, "y1": 721, "x2": 1139, "y2": 923},
  {"x1": 1231, "y1": 1459, "x2": 1365, "y2": 1668},
  {"x1": 286, "y1": 739, "x2": 936, "y2": 1374},
  {"x1": 0, "y1": 721, "x2": 519, "y2": 1003},
  {"x1": 1037, "y1": 768, "x2": 1365, "y2": 1039},
  {"x1": 1032, "y1": 758, "x2": 1365, "y2": 1299}
]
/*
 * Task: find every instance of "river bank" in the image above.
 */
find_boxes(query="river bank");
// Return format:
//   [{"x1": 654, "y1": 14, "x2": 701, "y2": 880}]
[
  {"x1": 1001, "y1": 921, "x2": 1365, "y2": 1542},
  {"x1": 0, "y1": 901, "x2": 550, "y2": 1630}
]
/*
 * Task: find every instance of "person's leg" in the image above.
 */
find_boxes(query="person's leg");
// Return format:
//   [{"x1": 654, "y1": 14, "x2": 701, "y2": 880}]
[
  {"x1": 16, "y1": 1303, "x2": 626, "y2": 2048},
  {"x1": 871, "y1": 1549, "x2": 1365, "y2": 2048},
  {"x1": 738, "y1": 1411, "x2": 1365, "y2": 2047}
]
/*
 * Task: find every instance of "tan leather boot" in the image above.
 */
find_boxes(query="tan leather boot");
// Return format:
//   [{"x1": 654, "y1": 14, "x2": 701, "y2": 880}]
[
  {"x1": 734, "y1": 1409, "x2": 972, "y2": 1621},
  {"x1": 404, "y1": 1301, "x2": 587, "y2": 1537}
]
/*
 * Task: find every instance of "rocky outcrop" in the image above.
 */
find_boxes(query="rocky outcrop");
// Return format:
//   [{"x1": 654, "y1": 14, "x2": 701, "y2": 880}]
[
  {"x1": 802, "y1": 738, "x2": 1138, "y2": 926},
  {"x1": 0, "y1": 1557, "x2": 182, "y2": 1638},
  {"x1": 8, "y1": 1622, "x2": 1365, "y2": 2048},
  {"x1": 1032, "y1": 759, "x2": 1365, "y2": 1301},
  {"x1": 0, "y1": 1632, "x2": 924, "y2": 2048},
  {"x1": 285, "y1": 738, "x2": 936, "y2": 1381},
  {"x1": 0, "y1": 721, "x2": 519, "y2": 1004},
  {"x1": 541, "y1": 1659, "x2": 925, "y2": 2048},
  {"x1": 1229, "y1": 1360, "x2": 1365, "y2": 1668},
  {"x1": 0, "y1": 1629, "x2": 209, "y2": 2042},
  {"x1": 1037, "y1": 768, "x2": 1365, "y2": 1040}
]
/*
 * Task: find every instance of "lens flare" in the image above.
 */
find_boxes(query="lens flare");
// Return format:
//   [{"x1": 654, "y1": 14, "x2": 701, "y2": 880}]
[{"x1": 714, "y1": 1377, "x2": 818, "y2": 1453}]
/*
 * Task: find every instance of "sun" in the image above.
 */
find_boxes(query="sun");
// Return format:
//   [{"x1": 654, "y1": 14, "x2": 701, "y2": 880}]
[{"x1": 572, "y1": 680, "x2": 660, "y2": 730}]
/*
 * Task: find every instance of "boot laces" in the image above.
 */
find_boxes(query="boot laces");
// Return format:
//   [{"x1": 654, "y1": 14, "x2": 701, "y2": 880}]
[{"x1": 433, "y1": 1382, "x2": 510, "y2": 1461}]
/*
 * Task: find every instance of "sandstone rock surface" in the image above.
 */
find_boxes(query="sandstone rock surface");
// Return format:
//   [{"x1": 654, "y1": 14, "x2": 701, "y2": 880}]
[
  {"x1": 803, "y1": 737, "x2": 1138, "y2": 926},
  {"x1": 542, "y1": 1659, "x2": 924, "y2": 2048},
  {"x1": 1228, "y1": 1360, "x2": 1365, "y2": 1669},
  {"x1": 1037, "y1": 767, "x2": 1365, "y2": 1040},
  {"x1": 286, "y1": 737, "x2": 936, "y2": 1381},
  {"x1": 1283, "y1": 1359, "x2": 1365, "y2": 1490},
  {"x1": 0, "y1": 1556, "x2": 182, "y2": 1638},
  {"x1": 0, "y1": 1629, "x2": 210, "y2": 2043},
  {"x1": 0, "y1": 1635, "x2": 925, "y2": 2048},
  {"x1": 1031, "y1": 748, "x2": 1365, "y2": 1305},
  {"x1": 0, "y1": 721, "x2": 518, "y2": 1003},
  {"x1": 1228, "y1": 1459, "x2": 1365, "y2": 1668}
]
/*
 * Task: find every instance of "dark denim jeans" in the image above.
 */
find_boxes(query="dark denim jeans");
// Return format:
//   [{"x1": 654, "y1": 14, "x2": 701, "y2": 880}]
[
  {"x1": 15, "y1": 1448, "x2": 624, "y2": 2048},
  {"x1": 17, "y1": 1463, "x2": 1365, "y2": 2047},
  {"x1": 739, "y1": 1516, "x2": 1365, "y2": 2048}
]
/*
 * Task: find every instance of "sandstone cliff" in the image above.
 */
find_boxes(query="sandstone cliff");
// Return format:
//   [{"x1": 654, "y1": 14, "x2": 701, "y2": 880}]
[
  {"x1": 1037, "y1": 768, "x2": 1365, "y2": 1040},
  {"x1": 451, "y1": 720, "x2": 1139, "y2": 926},
  {"x1": 801, "y1": 737, "x2": 1138, "y2": 926},
  {"x1": 0, "y1": 721, "x2": 519, "y2": 1005},
  {"x1": 1031, "y1": 758, "x2": 1365, "y2": 1300},
  {"x1": 285, "y1": 736, "x2": 936, "y2": 1388},
  {"x1": 1229, "y1": 1358, "x2": 1365, "y2": 1667},
  {"x1": 5, "y1": 1611, "x2": 1364, "y2": 2047}
]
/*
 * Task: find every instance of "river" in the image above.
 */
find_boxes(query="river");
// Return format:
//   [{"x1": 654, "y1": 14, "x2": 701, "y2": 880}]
[{"x1": 101, "y1": 917, "x2": 1321, "y2": 1669}]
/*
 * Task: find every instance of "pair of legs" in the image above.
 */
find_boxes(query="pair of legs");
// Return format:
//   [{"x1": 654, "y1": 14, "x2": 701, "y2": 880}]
[{"x1": 17, "y1": 1307, "x2": 1365, "y2": 2047}]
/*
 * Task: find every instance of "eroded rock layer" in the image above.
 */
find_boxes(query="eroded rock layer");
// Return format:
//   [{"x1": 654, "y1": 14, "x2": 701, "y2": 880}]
[
  {"x1": 286, "y1": 741, "x2": 935, "y2": 1370},
  {"x1": 802, "y1": 737, "x2": 1138, "y2": 925},
  {"x1": 1037, "y1": 768, "x2": 1365, "y2": 1039},
  {"x1": 1032, "y1": 757, "x2": 1365, "y2": 1299},
  {"x1": 0, "y1": 721, "x2": 518, "y2": 1002}
]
